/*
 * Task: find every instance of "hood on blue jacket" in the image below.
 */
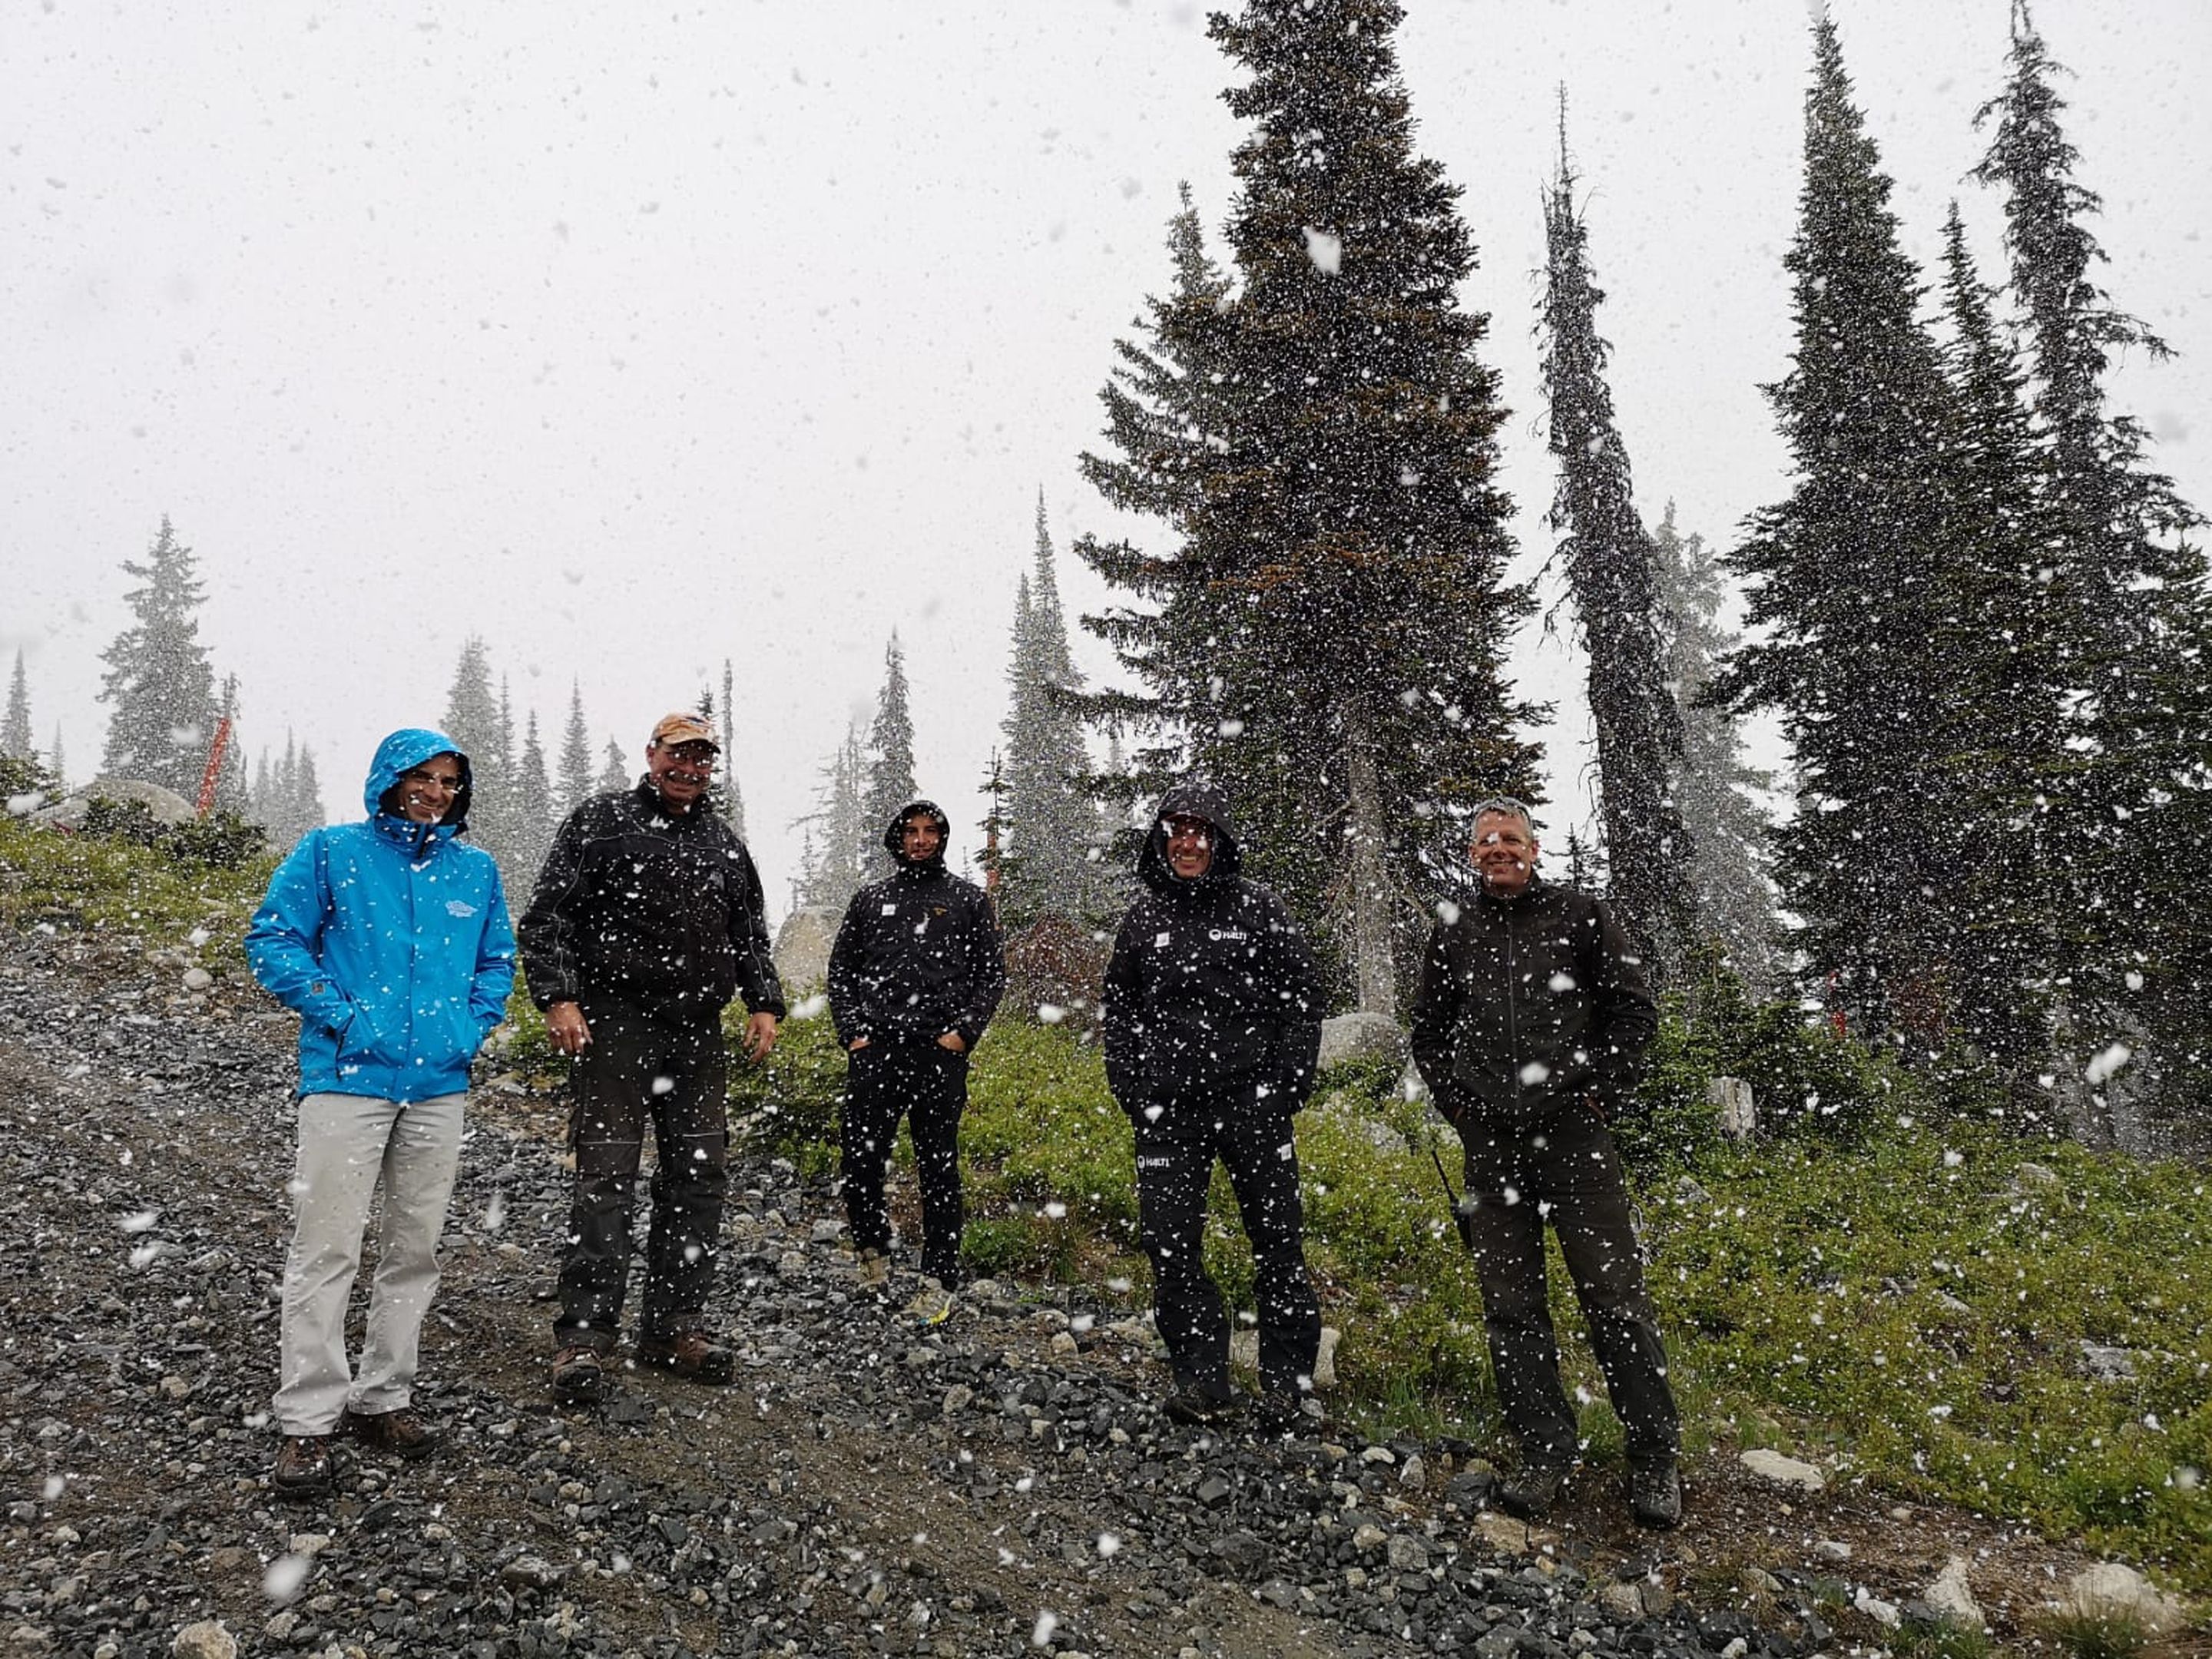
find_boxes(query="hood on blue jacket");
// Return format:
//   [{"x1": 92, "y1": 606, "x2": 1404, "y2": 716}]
[
  {"x1": 1135, "y1": 778, "x2": 1243, "y2": 892},
  {"x1": 882, "y1": 798, "x2": 952, "y2": 872},
  {"x1": 363, "y1": 727, "x2": 475, "y2": 837}
]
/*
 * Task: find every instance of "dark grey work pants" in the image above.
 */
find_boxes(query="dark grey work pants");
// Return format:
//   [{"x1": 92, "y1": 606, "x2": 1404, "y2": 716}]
[
  {"x1": 1460, "y1": 1104, "x2": 1680, "y2": 1469},
  {"x1": 555, "y1": 1005, "x2": 728, "y2": 1351}
]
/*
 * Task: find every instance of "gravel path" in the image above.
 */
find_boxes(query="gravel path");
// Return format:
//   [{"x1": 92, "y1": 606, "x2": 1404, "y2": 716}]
[{"x1": 0, "y1": 929, "x2": 1860, "y2": 1658}]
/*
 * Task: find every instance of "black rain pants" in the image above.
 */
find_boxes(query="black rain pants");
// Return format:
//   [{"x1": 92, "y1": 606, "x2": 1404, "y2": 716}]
[
  {"x1": 555, "y1": 1005, "x2": 728, "y2": 1352},
  {"x1": 840, "y1": 1038, "x2": 969, "y2": 1285},
  {"x1": 1133, "y1": 1092, "x2": 1320, "y2": 1401}
]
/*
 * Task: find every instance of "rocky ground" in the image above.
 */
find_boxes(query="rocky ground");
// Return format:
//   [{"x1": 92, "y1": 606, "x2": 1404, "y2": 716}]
[{"x1": 0, "y1": 925, "x2": 2151, "y2": 1658}]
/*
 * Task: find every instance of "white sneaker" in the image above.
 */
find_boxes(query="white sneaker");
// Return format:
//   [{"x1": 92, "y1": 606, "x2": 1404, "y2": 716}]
[{"x1": 904, "y1": 1277, "x2": 954, "y2": 1326}]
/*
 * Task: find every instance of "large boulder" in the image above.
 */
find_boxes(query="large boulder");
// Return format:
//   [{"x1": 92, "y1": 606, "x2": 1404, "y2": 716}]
[
  {"x1": 1318, "y1": 1012, "x2": 1406, "y2": 1071},
  {"x1": 772, "y1": 906, "x2": 840, "y2": 995},
  {"x1": 29, "y1": 777, "x2": 197, "y2": 830}
]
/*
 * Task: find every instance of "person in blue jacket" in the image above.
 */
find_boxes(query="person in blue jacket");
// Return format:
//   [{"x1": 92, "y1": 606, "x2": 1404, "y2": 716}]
[{"x1": 245, "y1": 728, "x2": 516, "y2": 1500}]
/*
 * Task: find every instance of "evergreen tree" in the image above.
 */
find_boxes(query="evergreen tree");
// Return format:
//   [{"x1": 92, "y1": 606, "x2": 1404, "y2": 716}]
[
  {"x1": 1973, "y1": 4, "x2": 2210, "y2": 1139},
  {"x1": 1716, "y1": 20, "x2": 1959, "y2": 1041},
  {"x1": 1078, "y1": 0, "x2": 1541, "y2": 1015},
  {"x1": 719, "y1": 658, "x2": 748, "y2": 841},
  {"x1": 442, "y1": 640, "x2": 518, "y2": 872},
  {"x1": 292, "y1": 743, "x2": 326, "y2": 837},
  {"x1": 250, "y1": 750, "x2": 274, "y2": 829},
  {"x1": 48, "y1": 725, "x2": 65, "y2": 792},
  {"x1": 1001, "y1": 500, "x2": 1111, "y2": 926},
  {"x1": 860, "y1": 634, "x2": 919, "y2": 865},
  {"x1": 796, "y1": 721, "x2": 870, "y2": 913},
  {"x1": 98, "y1": 516, "x2": 218, "y2": 793},
  {"x1": 1651, "y1": 506, "x2": 1781, "y2": 998},
  {"x1": 1538, "y1": 114, "x2": 1697, "y2": 980},
  {"x1": 2, "y1": 651, "x2": 31, "y2": 760},
  {"x1": 597, "y1": 739, "x2": 629, "y2": 794},
  {"x1": 557, "y1": 681, "x2": 596, "y2": 816},
  {"x1": 515, "y1": 710, "x2": 555, "y2": 885}
]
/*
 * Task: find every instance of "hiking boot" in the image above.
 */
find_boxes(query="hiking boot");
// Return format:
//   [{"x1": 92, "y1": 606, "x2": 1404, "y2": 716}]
[
  {"x1": 1630, "y1": 1460, "x2": 1683, "y2": 1529},
  {"x1": 1496, "y1": 1462, "x2": 1570, "y2": 1521},
  {"x1": 1256, "y1": 1389, "x2": 1325, "y2": 1435},
  {"x1": 856, "y1": 1247, "x2": 892, "y2": 1289},
  {"x1": 1164, "y1": 1385, "x2": 1237, "y2": 1428},
  {"x1": 341, "y1": 1406, "x2": 435, "y2": 1460},
  {"x1": 551, "y1": 1344, "x2": 605, "y2": 1405},
  {"x1": 904, "y1": 1277, "x2": 955, "y2": 1327},
  {"x1": 637, "y1": 1330, "x2": 736, "y2": 1385},
  {"x1": 271, "y1": 1434, "x2": 335, "y2": 1499}
]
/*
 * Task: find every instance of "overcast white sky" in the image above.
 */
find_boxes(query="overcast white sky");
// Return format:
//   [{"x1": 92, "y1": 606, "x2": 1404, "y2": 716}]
[{"x1": 5, "y1": 1, "x2": 2206, "y2": 922}]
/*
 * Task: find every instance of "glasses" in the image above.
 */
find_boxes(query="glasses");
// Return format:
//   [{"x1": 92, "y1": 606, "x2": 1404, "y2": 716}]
[{"x1": 400, "y1": 768, "x2": 462, "y2": 793}]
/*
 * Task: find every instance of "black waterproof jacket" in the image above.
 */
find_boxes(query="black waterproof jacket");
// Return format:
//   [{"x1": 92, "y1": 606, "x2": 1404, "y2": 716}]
[
  {"x1": 518, "y1": 780, "x2": 786, "y2": 1022},
  {"x1": 1407, "y1": 875, "x2": 1657, "y2": 1127},
  {"x1": 827, "y1": 800, "x2": 1006, "y2": 1050},
  {"x1": 1101, "y1": 781, "x2": 1323, "y2": 1114}
]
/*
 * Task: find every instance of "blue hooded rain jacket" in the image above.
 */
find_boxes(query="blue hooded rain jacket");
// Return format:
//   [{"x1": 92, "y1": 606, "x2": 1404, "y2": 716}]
[{"x1": 246, "y1": 727, "x2": 518, "y2": 1102}]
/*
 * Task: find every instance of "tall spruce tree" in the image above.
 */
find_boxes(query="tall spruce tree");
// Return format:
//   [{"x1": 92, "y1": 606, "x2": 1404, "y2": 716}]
[
  {"x1": 1717, "y1": 20, "x2": 1959, "y2": 1041},
  {"x1": 3, "y1": 651, "x2": 32, "y2": 760},
  {"x1": 1925, "y1": 204, "x2": 2062, "y2": 1078},
  {"x1": 1079, "y1": 2, "x2": 1540, "y2": 1015},
  {"x1": 597, "y1": 739, "x2": 629, "y2": 794},
  {"x1": 1651, "y1": 507, "x2": 1781, "y2": 998},
  {"x1": 442, "y1": 640, "x2": 518, "y2": 872},
  {"x1": 99, "y1": 516, "x2": 218, "y2": 794},
  {"x1": 1538, "y1": 114, "x2": 1697, "y2": 981},
  {"x1": 515, "y1": 710, "x2": 555, "y2": 885},
  {"x1": 861, "y1": 634, "x2": 919, "y2": 865},
  {"x1": 719, "y1": 658, "x2": 748, "y2": 840},
  {"x1": 557, "y1": 681, "x2": 596, "y2": 815},
  {"x1": 796, "y1": 721, "x2": 871, "y2": 913},
  {"x1": 1972, "y1": 4, "x2": 2211, "y2": 1142},
  {"x1": 1002, "y1": 498, "x2": 1111, "y2": 926},
  {"x1": 212, "y1": 674, "x2": 248, "y2": 813},
  {"x1": 48, "y1": 726, "x2": 65, "y2": 791}
]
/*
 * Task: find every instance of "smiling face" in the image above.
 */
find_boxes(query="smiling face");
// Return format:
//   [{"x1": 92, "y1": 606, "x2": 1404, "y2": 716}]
[
  {"x1": 1163, "y1": 813, "x2": 1214, "y2": 880},
  {"x1": 394, "y1": 754, "x2": 464, "y2": 826},
  {"x1": 645, "y1": 739, "x2": 717, "y2": 812},
  {"x1": 1471, "y1": 808, "x2": 1538, "y2": 896},
  {"x1": 900, "y1": 814, "x2": 944, "y2": 862}
]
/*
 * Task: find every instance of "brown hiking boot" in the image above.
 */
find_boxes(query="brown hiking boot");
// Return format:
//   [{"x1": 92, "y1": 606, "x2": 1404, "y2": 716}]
[
  {"x1": 342, "y1": 1406, "x2": 436, "y2": 1460},
  {"x1": 271, "y1": 1434, "x2": 335, "y2": 1498},
  {"x1": 1497, "y1": 1462, "x2": 1570, "y2": 1522},
  {"x1": 637, "y1": 1330, "x2": 735, "y2": 1385},
  {"x1": 551, "y1": 1344, "x2": 605, "y2": 1406}
]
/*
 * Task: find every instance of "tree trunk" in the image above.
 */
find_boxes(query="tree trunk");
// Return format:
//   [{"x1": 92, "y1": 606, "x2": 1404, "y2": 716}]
[{"x1": 1342, "y1": 710, "x2": 1397, "y2": 1021}]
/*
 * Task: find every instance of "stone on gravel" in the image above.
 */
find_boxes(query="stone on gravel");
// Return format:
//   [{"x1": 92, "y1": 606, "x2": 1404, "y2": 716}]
[
  {"x1": 1739, "y1": 1448, "x2": 1825, "y2": 1490},
  {"x1": 1854, "y1": 1588, "x2": 1901, "y2": 1628},
  {"x1": 2059, "y1": 1562, "x2": 2188, "y2": 1636},
  {"x1": 1925, "y1": 1556, "x2": 1984, "y2": 1630},
  {"x1": 170, "y1": 1621, "x2": 237, "y2": 1659}
]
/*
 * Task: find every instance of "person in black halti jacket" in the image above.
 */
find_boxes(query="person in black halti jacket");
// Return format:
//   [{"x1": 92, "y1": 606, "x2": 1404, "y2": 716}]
[
  {"x1": 1408, "y1": 796, "x2": 1681, "y2": 1529},
  {"x1": 518, "y1": 713, "x2": 785, "y2": 1405},
  {"x1": 828, "y1": 800, "x2": 1005, "y2": 1317},
  {"x1": 1102, "y1": 780, "x2": 1323, "y2": 1430}
]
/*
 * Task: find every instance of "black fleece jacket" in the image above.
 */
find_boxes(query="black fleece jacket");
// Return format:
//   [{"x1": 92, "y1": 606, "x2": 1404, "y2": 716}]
[
  {"x1": 1101, "y1": 781, "x2": 1323, "y2": 1114},
  {"x1": 518, "y1": 780, "x2": 786, "y2": 1022},
  {"x1": 827, "y1": 800, "x2": 1006, "y2": 1050},
  {"x1": 1407, "y1": 875, "x2": 1656, "y2": 1127}
]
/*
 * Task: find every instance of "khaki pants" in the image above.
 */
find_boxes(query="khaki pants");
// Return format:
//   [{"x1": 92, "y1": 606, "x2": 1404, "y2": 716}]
[{"x1": 275, "y1": 1091, "x2": 465, "y2": 1435}]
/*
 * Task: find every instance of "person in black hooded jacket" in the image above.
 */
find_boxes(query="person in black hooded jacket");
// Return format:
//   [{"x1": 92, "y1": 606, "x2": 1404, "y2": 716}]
[
  {"x1": 828, "y1": 800, "x2": 1005, "y2": 1316},
  {"x1": 1101, "y1": 780, "x2": 1323, "y2": 1430}
]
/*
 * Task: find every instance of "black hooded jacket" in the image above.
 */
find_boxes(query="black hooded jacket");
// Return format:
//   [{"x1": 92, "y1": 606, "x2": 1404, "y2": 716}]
[
  {"x1": 1101, "y1": 781, "x2": 1323, "y2": 1114},
  {"x1": 518, "y1": 779, "x2": 786, "y2": 1021},
  {"x1": 1407, "y1": 873, "x2": 1657, "y2": 1126},
  {"x1": 827, "y1": 800, "x2": 1006, "y2": 1050}
]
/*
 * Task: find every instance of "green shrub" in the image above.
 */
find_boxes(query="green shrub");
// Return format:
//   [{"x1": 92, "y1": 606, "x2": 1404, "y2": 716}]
[{"x1": 76, "y1": 797, "x2": 268, "y2": 869}]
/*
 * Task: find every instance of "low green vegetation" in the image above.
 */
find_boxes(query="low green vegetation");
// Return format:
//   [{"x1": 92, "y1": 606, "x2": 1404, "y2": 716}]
[{"x1": 5, "y1": 820, "x2": 2206, "y2": 1594}]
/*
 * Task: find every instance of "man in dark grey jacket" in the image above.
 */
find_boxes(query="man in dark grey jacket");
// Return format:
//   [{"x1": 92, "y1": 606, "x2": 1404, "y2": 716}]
[{"x1": 1409, "y1": 797, "x2": 1681, "y2": 1528}]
